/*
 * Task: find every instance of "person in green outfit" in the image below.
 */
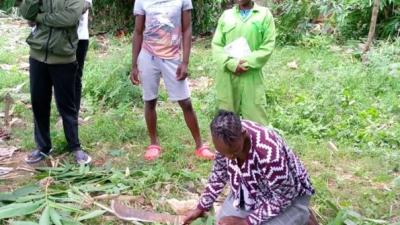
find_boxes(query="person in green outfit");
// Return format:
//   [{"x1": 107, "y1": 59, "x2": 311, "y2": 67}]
[{"x1": 212, "y1": 0, "x2": 276, "y2": 125}]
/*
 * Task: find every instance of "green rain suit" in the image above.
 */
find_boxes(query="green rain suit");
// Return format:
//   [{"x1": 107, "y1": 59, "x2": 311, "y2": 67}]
[{"x1": 212, "y1": 3, "x2": 276, "y2": 125}]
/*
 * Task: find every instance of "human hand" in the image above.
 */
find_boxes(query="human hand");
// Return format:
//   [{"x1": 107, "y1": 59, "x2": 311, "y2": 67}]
[
  {"x1": 182, "y1": 208, "x2": 205, "y2": 225},
  {"x1": 130, "y1": 66, "x2": 140, "y2": 85},
  {"x1": 235, "y1": 60, "x2": 248, "y2": 75},
  {"x1": 176, "y1": 62, "x2": 189, "y2": 81}
]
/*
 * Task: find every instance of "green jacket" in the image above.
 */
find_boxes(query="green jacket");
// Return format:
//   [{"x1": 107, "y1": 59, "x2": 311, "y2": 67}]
[
  {"x1": 211, "y1": 4, "x2": 276, "y2": 125},
  {"x1": 212, "y1": 3, "x2": 276, "y2": 73},
  {"x1": 20, "y1": 0, "x2": 84, "y2": 64}
]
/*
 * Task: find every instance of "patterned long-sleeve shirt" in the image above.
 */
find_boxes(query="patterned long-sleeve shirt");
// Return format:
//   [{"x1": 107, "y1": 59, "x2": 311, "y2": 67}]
[{"x1": 198, "y1": 120, "x2": 315, "y2": 225}]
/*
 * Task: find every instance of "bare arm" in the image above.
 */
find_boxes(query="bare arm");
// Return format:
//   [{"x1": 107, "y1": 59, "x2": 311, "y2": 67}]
[
  {"x1": 132, "y1": 15, "x2": 145, "y2": 69},
  {"x1": 130, "y1": 15, "x2": 145, "y2": 85},
  {"x1": 181, "y1": 10, "x2": 192, "y2": 65},
  {"x1": 176, "y1": 10, "x2": 192, "y2": 81}
]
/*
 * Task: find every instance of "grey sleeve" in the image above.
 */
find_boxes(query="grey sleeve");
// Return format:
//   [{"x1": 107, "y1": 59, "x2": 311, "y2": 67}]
[
  {"x1": 133, "y1": 0, "x2": 145, "y2": 15},
  {"x1": 182, "y1": 0, "x2": 193, "y2": 11}
]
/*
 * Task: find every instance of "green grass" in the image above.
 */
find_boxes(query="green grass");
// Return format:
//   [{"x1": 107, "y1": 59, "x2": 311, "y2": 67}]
[{"x1": 0, "y1": 18, "x2": 399, "y2": 224}]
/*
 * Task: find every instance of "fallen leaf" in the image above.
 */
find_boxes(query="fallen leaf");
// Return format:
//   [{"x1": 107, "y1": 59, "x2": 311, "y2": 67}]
[
  {"x1": 287, "y1": 61, "x2": 299, "y2": 69},
  {"x1": 0, "y1": 129, "x2": 10, "y2": 141},
  {"x1": 18, "y1": 62, "x2": 30, "y2": 71},
  {"x1": 189, "y1": 77, "x2": 213, "y2": 92},
  {"x1": 39, "y1": 176, "x2": 55, "y2": 188},
  {"x1": 0, "y1": 64, "x2": 12, "y2": 71},
  {"x1": 12, "y1": 82, "x2": 27, "y2": 93},
  {"x1": 330, "y1": 45, "x2": 342, "y2": 52},
  {"x1": 10, "y1": 118, "x2": 24, "y2": 128},
  {"x1": 345, "y1": 49, "x2": 354, "y2": 54},
  {"x1": 327, "y1": 141, "x2": 338, "y2": 152},
  {"x1": 0, "y1": 166, "x2": 13, "y2": 176},
  {"x1": 125, "y1": 167, "x2": 130, "y2": 177},
  {"x1": 166, "y1": 198, "x2": 197, "y2": 215},
  {"x1": 0, "y1": 146, "x2": 18, "y2": 158}
]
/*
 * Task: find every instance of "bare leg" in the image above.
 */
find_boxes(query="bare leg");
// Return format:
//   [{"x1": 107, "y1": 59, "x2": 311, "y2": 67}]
[
  {"x1": 178, "y1": 98, "x2": 202, "y2": 149},
  {"x1": 145, "y1": 98, "x2": 159, "y2": 146}
]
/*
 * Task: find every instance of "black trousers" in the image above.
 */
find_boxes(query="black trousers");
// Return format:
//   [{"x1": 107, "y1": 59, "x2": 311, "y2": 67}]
[
  {"x1": 29, "y1": 58, "x2": 80, "y2": 153},
  {"x1": 75, "y1": 40, "x2": 89, "y2": 113}
]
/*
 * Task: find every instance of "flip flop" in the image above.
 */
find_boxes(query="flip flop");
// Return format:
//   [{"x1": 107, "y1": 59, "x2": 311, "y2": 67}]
[
  {"x1": 24, "y1": 149, "x2": 53, "y2": 164},
  {"x1": 195, "y1": 144, "x2": 215, "y2": 160},
  {"x1": 144, "y1": 145, "x2": 161, "y2": 161}
]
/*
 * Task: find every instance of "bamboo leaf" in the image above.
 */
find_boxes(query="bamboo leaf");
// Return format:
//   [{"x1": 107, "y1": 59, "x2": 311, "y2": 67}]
[
  {"x1": 0, "y1": 184, "x2": 41, "y2": 202},
  {"x1": 77, "y1": 210, "x2": 106, "y2": 221},
  {"x1": 16, "y1": 194, "x2": 46, "y2": 203},
  {"x1": 61, "y1": 218, "x2": 84, "y2": 225},
  {"x1": 0, "y1": 200, "x2": 44, "y2": 219},
  {"x1": 0, "y1": 192, "x2": 17, "y2": 202},
  {"x1": 79, "y1": 164, "x2": 86, "y2": 174},
  {"x1": 39, "y1": 206, "x2": 51, "y2": 225},
  {"x1": 364, "y1": 218, "x2": 388, "y2": 224},
  {"x1": 13, "y1": 184, "x2": 41, "y2": 197},
  {"x1": 11, "y1": 221, "x2": 39, "y2": 225},
  {"x1": 49, "y1": 201, "x2": 84, "y2": 213},
  {"x1": 49, "y1": 207, "x2": 63, "y2": 225}
]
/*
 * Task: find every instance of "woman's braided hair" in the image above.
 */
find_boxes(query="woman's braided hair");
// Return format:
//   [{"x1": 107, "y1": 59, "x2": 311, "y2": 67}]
[{"x1": 210, "y1": 110, "x2": 242, "y2": 146}]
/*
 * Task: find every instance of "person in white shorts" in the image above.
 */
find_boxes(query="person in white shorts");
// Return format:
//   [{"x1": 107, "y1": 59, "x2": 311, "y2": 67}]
[
  {"x1": 130, "y1": 0, "x2": 215, "y2": 161},
  {"x1": 75, "y1": 0, "x2": 92, "y2": 114}
]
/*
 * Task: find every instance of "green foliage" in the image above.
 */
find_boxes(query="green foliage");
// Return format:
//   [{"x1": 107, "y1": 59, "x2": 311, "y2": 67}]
[
  {"x1": 91, "y1": 0, "x2": 229, "y2": 35},
  {"x1": 0, "y1": 0, "x2": 15, "y2": 12},
  {"x1": 328, "y1": 209, "x2": 388, "y2": 225},
  {"x1": 1, "y1": 19, "x2": 399, "y2": 223},
  {"x1": 192, "y1": 0, "x2": 226, "y2": 34},
  {"x1": 0, "y1": 201, "x2": 44, "y2": 219},
  {"x1": 266, "y1": 0, "x2": 346, "y2": 44},
  {"x1": 91, "y1": 0, "x2": 134, "y2": 33},
  {"x1": 339, "y1": 0, "x2": 400, "y2": 39},
  {"x1": 0, "y1": 163, "x2": 204, "y2": 223},
  {"x1": 83, "y1": 37, "x2": 142, "y2": 109},
  {"x1": 77, "y1": 210, "x2": 106, "y2": 221},
  {"x1": 266, "y1": 0, "x2": 399, "y2": 44},
  {"x1": 262, "y1": 43, "x2": 400, "y2": 150}
]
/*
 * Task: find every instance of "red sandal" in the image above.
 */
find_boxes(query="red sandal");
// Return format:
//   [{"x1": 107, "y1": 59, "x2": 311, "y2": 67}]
[
  {"x1": 144, "y1": 145, "x2": 162, "y2": 161},
  {"x1": 195, "y1": 144, "x2": 215, "y2": 160}
]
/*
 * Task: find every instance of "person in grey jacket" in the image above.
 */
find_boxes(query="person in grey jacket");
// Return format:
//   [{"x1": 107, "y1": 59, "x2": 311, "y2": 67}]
[{"x1": 20, "y1": 0, "x2": 91, "y2": 164}]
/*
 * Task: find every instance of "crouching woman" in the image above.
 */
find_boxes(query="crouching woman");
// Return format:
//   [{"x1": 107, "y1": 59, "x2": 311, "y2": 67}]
[{"x1": 183, "y1": 110, "x2": 315, "y2": 225}]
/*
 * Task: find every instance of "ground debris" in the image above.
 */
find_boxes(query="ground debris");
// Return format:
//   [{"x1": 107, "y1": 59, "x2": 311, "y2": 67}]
[
  {"x1": 0, "y1": 166, "x2": 13, "y2": 176},
  {"x1": 111, "y1": 198, "x2": 183, "y2": 224},
  {"x1": 0, "y1": 128, "x2": 10, "y2": 141},
  {"x1": 0, "y1": 145, "x2": 19, "y2": 161},
  {"x1": 166, "y1": 198, "x2": 197, "y2": 215},
  {"x1": 287, "y1": 60, "x2": 299, "y2": 69}
]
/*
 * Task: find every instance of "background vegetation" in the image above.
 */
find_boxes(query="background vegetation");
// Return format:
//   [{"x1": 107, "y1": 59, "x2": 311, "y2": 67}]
[{"x1": 0, "y1": 0, "x2": 399, "y2": 224}]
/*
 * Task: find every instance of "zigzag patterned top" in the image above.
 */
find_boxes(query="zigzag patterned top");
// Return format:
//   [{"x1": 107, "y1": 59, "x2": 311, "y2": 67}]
[{"x1": 197, "y1": 120, "x2": 315, "y2": 225}]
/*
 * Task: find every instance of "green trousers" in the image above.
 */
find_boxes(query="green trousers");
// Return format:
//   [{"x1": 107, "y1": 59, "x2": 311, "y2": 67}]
[{"x1": 216, "y1": 69, "x2": 268, "y2": 125}]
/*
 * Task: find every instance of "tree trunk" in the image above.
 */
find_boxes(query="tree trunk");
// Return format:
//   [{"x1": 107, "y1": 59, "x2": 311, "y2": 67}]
[{"x1": 363, "y1": 0, "x2": 381, "y2": 54}]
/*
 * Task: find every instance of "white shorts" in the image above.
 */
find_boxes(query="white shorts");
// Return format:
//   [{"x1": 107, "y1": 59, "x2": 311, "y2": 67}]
[{"x1": 137, "y1": 50, "x2": 190, "y2": 102}]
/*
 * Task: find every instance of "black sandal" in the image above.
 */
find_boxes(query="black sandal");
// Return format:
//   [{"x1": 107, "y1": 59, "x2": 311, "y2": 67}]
[{"x1": 24, "y1": 149, "x2": 52, "y2": 164}]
